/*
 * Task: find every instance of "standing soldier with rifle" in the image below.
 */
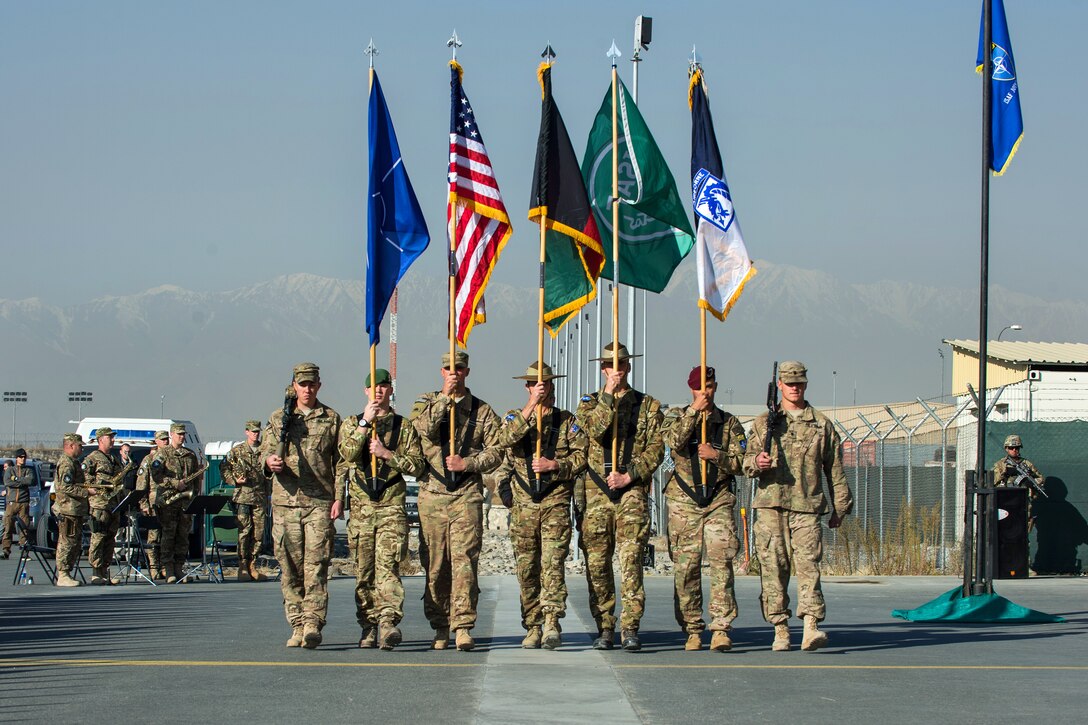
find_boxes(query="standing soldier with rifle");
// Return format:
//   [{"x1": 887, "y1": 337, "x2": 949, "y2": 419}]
[
  {"x1": 152, "y1": 423, "x2": 202, "y2": 584},
  {"x1": 575, "y1": 342, "x2": 664, "y2": 653},
  {"x1": 410, "y1": 351, "x2": 503, "y2": 652},
  {"x1": 338, "y1": 368, "x2": 425, "y2": 651},
  {"x1": 53, "y1": 434, "x2": 90, "y2": 587},
  {"x1": 993, "y1": 434, "x2": 1047, "y2": 530},
  {"x1": 262, "y1": 363, "x2": 342, "y2": 649},
  {"x1": 495, "y1": 361, "x2": 587, "y2": 650},
  {"x1": 222, "y1": 420, "x2": 271, "y2": 582},
  {"x1": 85, "y1": 427, "x2": 126, "y2": 585},
  {"x1": 743, "y1": 361, "x2": 853, "y2": 652},
  {"x1": 661, "y1": 366, "x2": 747, "y2": 652}
]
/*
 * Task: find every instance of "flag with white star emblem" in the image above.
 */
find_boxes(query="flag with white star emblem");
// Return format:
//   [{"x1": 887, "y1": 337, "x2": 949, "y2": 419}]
[{"x1": 447, "y1": 60, "x2": 512, "y2": 346}]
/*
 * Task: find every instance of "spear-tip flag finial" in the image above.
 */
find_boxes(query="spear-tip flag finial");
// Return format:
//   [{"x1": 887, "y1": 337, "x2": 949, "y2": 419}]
[
  {"x1": 689, "y1": 45, "x2": 702, "y2": 74},
  {"x1": 607, "y1": 40, "x2": 622, "y2": 67},
  {"x1": 541, "y1": 43, "x2": 556, "y2": 64},
  {"x1": 447, "y1": 29, "x2": 462, "y2": 60},
  {"x1": 365, "y1": 38, "x2": 379, "y2": 68}
]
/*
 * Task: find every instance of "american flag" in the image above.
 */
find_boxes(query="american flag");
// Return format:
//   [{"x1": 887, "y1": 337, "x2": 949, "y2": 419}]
[{"x1": 447, "y1": 61, "x2": 511, "y2": 346}]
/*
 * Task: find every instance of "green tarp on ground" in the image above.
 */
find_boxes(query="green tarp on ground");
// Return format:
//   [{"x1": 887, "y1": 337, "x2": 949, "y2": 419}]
[{"x1": 891, "y1": 586, "x2": 1065, "y2": 623}]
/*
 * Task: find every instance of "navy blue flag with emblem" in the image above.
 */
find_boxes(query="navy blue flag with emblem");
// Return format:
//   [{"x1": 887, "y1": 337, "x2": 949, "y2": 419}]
[
  {"x1": 976, "y1": 0, "x2": 1023, "y2": 176},
  {"x1": 367, "y1": 71, "x2": 430, "y2": 347}
]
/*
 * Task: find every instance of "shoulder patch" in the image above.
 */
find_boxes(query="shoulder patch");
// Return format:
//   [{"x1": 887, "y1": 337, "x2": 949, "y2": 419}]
[
  {"x1": 63, "y1": 474, "x2": 72, "y2": 484},
  {"x1": 81, "y1": 463, "x2": 88, "y2": 471},
  {"x1": 581, "y1": 395, "x2": 592, "y2": 402},
  {"x1": 571, "y1": 423, "x2": 581, "y2": 433},
  {"x1": 739, "y1": 439, "x2": 747, "y2": 451},
  {"x1": 504, "y1": 413, "x2": 516, "y2": 422}
]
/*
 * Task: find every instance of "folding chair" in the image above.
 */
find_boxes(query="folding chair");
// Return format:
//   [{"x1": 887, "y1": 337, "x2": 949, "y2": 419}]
[
  {"x1": 12, "y1": 518, "x2": 57, "y2": 585},
  {"x1": 209, "y1": 515, "x2": 239, "y2": 582}
]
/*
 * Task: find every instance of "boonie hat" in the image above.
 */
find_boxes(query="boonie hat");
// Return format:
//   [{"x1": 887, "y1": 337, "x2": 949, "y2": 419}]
[
  {"x1": 441, "y1": 351, "x2": 470, "y2": 369},
  {"x1": 591, "y1": 342, "x2": 642, "y2": 363},
  {"x1": 293, "y1": 362, "x2": 321, "y2": 383},
  {"x1": 366, "y1": 369, "x2": 393, "y2": 387},
  {"x1": 1004, "y1": 434, "x2": 1022, "y2": 448},
  {"x1": 687, "y1": 366, "x2": 716, "y2": 390},
  {"x1": 513, "y1": 361, "x2": 565, "y2": 381},
  {"x1": 778, "y1": 361, "x2": 808, "y2": 384},
  {"x1": 245, "y1": 420, "x2": 263, "y2": 432}
]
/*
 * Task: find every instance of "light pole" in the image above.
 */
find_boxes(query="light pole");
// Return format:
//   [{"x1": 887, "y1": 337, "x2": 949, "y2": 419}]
[
  {"x1": 3, "y1": 392, "x2": 27, "y2": 446},
  {"x1": 832, "y1": 371, "x2": 838, "y2": 421},
  {"x1": 724, "y1": 387, "x2": 734, "y2": 406},
  {"x1": 68, "y1": 391, "x2": 93, "y2": 420},
  {"x1": 160, "y1": 395, "x2": 165, "y2": 418},
  {"x1": 938, "y1": 349, "x2": 946, "y2": 402},
  {"x1": 997, "y1": 323, "x2": 1022, "y2": 341}
]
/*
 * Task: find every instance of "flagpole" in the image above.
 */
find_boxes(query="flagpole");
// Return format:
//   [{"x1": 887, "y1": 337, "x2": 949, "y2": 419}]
[
  {"x1": 536, "y1": 201, "x2": 546, "y2": 462},
  {"x1": 447, "y1": 34, "x2": 462, "y2": 458},
  {"x1": 700, "y1": 308, "x2": 708, "y2": 494},
  {"x1": 609, "y1": 42, "x2": 621, "y2": 473},
  {"x1": 366, "y1": 42, "x2": 379, "y2": 483}
]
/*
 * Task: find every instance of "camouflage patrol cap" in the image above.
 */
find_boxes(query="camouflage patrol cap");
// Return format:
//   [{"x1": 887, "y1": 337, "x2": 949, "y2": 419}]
[
  {"x1": 591, "y1": 342, "x2": 642, "y2": 364},
  {"x1": 778, "y1": 361, "x2": 808, "y2": 384},
  {"x1": 293, "y1": 362, "x2": 321, "y2": 383},
  {"x1": 366, "y1": 369, "x2": 392, "y2": 387},
  {"x1": 154, "y1": 430, "x2": 169, "y2": 441},
  {"x1": 95, "y1": 427, "x2": 117, "y2": 438},
  {"x1": 170, "y1": 423, "x2": 187, "y2": 435},
  {"x1": 1004, "y1": 434, "x2": 1022, "y2": 448},
  {"x1": 441, "y1": 351, "x2": 470, "y2": 369},
  {"x1": 513, "y1": 361, "x2": 564, "y2": 381},
  {"x1": 63, "y1": 433, "x2": 83, "y2": 445},
  {"x1": 245, "y1": 420, "x2": 262, "y2": 432}
]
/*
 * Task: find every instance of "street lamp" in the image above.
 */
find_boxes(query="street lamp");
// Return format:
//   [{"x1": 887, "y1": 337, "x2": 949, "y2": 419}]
[
  {"x1": 832, "y1": 371, "x2": 838, "y2": 421},
  {"x1": 68, "y1": 391, "x2": 93, "y2": 420},
  {"x1": 3, "y1": 391, "x2": 28, "y2": 446},
  {"x1": 724, "y1": 387, "x2": 734, "y2": 405},
  {"x1": 997, "y1": 323, "x2": 1022, "y2": 341}
]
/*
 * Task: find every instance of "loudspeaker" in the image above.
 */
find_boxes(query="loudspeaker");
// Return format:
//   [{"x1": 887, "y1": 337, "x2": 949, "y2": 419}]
[{"x1": 995, "y1": 487, "x2": 1029, "y2": 578}]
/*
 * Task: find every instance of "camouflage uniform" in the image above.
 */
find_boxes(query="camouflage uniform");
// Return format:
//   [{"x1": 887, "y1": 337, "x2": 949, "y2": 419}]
[
  {"x1": 2, "y1": 457, "x2": 32, "y2": 554},
  {"x1": 992, "y1": 450, "x2": 1045, "y2": 522},
  {"x1": 575, "y1": 387, "x2": 664, "y2": 634},
  {"x1": 260, "y1": 396, "x2": 342, "y2": 633},
  {"x1": 495, "y1": 405, "x2": 587, "y2": 632},
  {"x1": 223, "y1": 440, "x2": 271, "y2": 567},
  {"x1": 151, "y1": 442, "x2": 201, "y2": 577},
  {"x1": 410, "y1": 388, "x2": 502, "y2": 633},
  {"x1": 53, "y1": 446, "x2": 90, "y2": 577},
  {"x1": 338, "y1": 410, "x2": 425, "y2": 629},
  {"x1": 743, "y1": 405, "x2": 853, "y2": 626},
  {"x1": 136, "y1": 435, "x2": 168, "y2": 575},
  {"x1": 85, "y1": 448, "x2": 124, "y2": 577},
  {"x1": 662, "y1": 404, "x2": 746, "y2": 634}
]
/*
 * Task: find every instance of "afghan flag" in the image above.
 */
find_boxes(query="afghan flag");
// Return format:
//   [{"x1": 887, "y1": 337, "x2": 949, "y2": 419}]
[
  {"x1": 529, "y1": 62, "x2": 605, "y2": 335},
  {"x1": 581, "y1": 76, "x2": 694, "y2": 294}
]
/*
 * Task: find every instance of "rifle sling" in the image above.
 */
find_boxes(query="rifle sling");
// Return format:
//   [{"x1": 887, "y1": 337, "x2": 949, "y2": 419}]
[
  {"x1": 355, "y1": 415, "x2": 404, "y2": 502},
  {"x1": 674, "y1": 412, "x2": 731, "y2": 507},
  {"x1": 430, "y1": 396, "x2": 482, "y2": 491}
]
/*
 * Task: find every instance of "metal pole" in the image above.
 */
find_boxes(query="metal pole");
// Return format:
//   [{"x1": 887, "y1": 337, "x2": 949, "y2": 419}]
[{"x1": 975, "y1": 0, "x2": 993, "y2": 520}]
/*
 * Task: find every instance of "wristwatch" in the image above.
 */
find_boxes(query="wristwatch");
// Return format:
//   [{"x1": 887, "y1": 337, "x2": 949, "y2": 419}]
[{"x1": 359, "y1": 418, "x2": 369, "y2": 428}]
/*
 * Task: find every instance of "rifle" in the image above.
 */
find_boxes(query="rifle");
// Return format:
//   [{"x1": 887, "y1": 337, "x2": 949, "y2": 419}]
[
  {"x1": 158, "y1": 463, "x2": 210, "y2": 507},
  {"x1": 276, "y1": 385, "x2": 296, "y2": 460},
  {"x1": 1005, "y1": 457, "x2": 1048, "y2": 498},
  {"x1": 763, "y1": 361, "x2": 780, "y2": 457}
]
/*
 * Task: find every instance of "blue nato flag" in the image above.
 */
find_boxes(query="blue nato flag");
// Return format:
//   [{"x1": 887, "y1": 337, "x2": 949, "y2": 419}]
[
  {"x1": 367, "y1": 71, "x2": 430, "y2": 347},
  {"x1": 977, "y1": 0, "x2": 1024, "y2": 176}
]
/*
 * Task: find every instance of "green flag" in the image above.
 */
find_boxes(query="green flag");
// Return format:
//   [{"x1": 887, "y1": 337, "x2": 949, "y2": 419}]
[{"x1": 582, "y1": 77, "x2": 694, "y2": 293}]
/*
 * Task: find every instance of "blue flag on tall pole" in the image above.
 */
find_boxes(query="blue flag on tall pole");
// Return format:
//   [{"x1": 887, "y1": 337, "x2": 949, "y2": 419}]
[
  {"x1": 367, "y1": 71, "x2": 430, "y2": 346},
  {"x1": 976, "y1": 0, "x2": 1024, "y2": 176}
]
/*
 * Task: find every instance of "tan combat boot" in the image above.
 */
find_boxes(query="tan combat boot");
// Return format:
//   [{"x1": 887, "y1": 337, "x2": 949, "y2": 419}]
[
  {"x1": 301, "y1": 622, "x2": 322, "y2": 649},
  {"x1": 56, "y1": 571, "x2": 80, "y2": 588},
  {"x1": 238, "y1": 560, "x2": 253, "y2": 583},
  {"x1": 358, "y1": 626, "x2": 377, "y2": 649},
  {"x1": 684, "y1": 632, "x2": 703, "y2": 651},
  {"x1": 249, "y1": 561, "x2": 268, "y2": 582},
  {"x1": 455, "y1": 628, "x2": 475, "y2": 651},
  {"x1": 379, "y1": 618, "x2": 402, "y2": 651},
  {"x1": 522, "y1": 626, "x2": 542, "y2": 649},
  {"x1": 771, "y1": 623, "x2": 791, "y2": 652},
  {"x1": 541, "y1": 616, "x2": 561, "y2": 650},
  {"x1": 432, "y1": 627, "x2": 450, "y2": 650},
  {"x1": 710, "y1": 630, "x2": 733, "y2": 652},
  {"x1": 801, "y1": 616, "x2": 829, "y2": 651},
  {"x1": 286, "y1": 627, "x2": 305, "y2": 648}
]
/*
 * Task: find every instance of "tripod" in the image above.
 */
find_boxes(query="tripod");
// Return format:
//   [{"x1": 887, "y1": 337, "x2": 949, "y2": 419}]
[
  {"x1": 112, "y1": 489, "x2": 155, "y2": 586},
  {"x1": 179, "y1": 494, "x2": 231, "y2": 583}
]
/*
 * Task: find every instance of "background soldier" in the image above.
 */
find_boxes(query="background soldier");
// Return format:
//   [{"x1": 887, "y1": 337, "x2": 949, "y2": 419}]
[
  {"x1": 575, "y1": 342, "x2": 664, "y2": 652},
  {"x1": 496, "y1": 362, "x2": 587, "y2": 650},
  {"x1": 993, "y1": 434, "x2": 1046, "y2": 529},
  {"x1": 410, "y1": 351, "x2": 503, "y2": 652},
  {"x1": 662, "y1": 366, "x2": 746, "y2": 652},
  {"x1": 136, "y1": 430, "x2": 169, "y2": 579},
  {"x1": 338, "y1": 369, "x2": 425, "y2": 651},
  {"x1": 222, "y1": 420, "x2": 271, "y2": 582},
  {"x1": 743, "y1": 361, "x2": 853, "y2": 652},
  {"x1": 262, "y1": 362, "x2": 342, "y2": 649},
  {"x1": 2, "y1": 448, "x2": 33, "y2": 558},
  {"x1": 152, "y1": 423, "x2": 201, "y2": 583},
  {"x1": 85, "y1": 427, "x2": 125, "y2": 585},
  {"x1": 53, "y1": 434, "x2": 90, "y2": 586}
]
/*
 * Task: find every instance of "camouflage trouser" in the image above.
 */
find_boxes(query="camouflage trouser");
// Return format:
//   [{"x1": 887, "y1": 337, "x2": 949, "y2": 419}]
[
  {"x1": 157, "y1": 503, "x2": 192, "y2": 567},
  {"x1": 55, "y1": 514, "x2": 85, "y2": 575},
  {"x1": 754, "y1": 507, "x2": 825, "y2": 624},
  {"x1": 581, "y1": 484, "x2": 650, "y2": 632},
  {"x1": 349, "y1": 500, "x2": 407, "y2": 627},
  {"x1": 510, "y1": 496, "x2": 572, "y2": 629},
  {"x1": 236, "y1": 503, "x2": 268, "y2": 564},
  {"x1": 667, "y1": 492, "x2": 739, "y2": 633},
  {"x1": 273, "y1": 503, "x2": 333, "y2": 630},
  {"x1": 88, "y1": 508, "x2": 121, "y2": 571},
  {"x1": 145, "y1": 521, "x2": 161, "y2": 571},
  {"x1": 418, "y1": 486, "x2": 482, "y2": 631},
  {"x1": 2, "y1": 500, "x2": 30, "y2": 551}
]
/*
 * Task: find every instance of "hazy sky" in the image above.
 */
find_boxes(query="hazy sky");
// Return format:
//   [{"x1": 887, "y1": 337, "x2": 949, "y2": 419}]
[{"x1": 2, "y1": 1, "x2": 1084, "y2": 307}]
